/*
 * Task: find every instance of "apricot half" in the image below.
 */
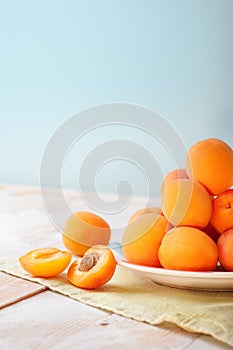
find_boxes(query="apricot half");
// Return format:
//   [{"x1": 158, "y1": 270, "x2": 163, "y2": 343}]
[
  {"x1": 122, "y1": 213, "x2": 168, "y2": 267},
  {"x1": 68, "y1": 245, "x2": 116, "y2": 289},
  {"x1": 62, "y1": 211, "x2": 111, "y2": 256},
  {"x1": 158, "y1": 227, "x2": 219, "y2": 271},
  {"x1": 19, "y1": 247, "x2": 72, "y2": 277}
]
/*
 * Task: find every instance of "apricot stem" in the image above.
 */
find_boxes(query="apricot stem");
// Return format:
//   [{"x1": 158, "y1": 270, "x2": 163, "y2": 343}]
[{"x1": 78, "y1": 253, "x2": 100, "y2": 272}]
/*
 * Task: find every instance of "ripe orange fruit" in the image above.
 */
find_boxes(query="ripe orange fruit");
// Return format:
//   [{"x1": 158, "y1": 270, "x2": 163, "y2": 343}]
[
  {"x1": 161, "y1": 179, "x2": 212, "y2": 228},
  {"x1": 158, "y1": 227, "x2": 218, "y2": 271},
  {"x1": 19, "y1": 247, "x2": 72, "y2": 277},
  {"x1": 210, "y1": 189, "x2": 233, "y2": 234},
  {"x1": 128, "y1": 206, "x2": 163, "y2": 224},
  {"x1": 160, "y1": 168, "x2": 189, "y2": 194},
  {"x1": 62, "y1": 211, "x2": 111, "y2": 256},
  {"x1": 186, "y1": 138, "x2": 233, "y2": 195},
  {"x1": 68, "y1": 245, "x2": 116, "y2": 289},
  {"x1": 217, "y1": 229, "x2": 233, "y2": 271},
  {"x1": 122, "y1": 213, "x2": 168, "y2": 267}
]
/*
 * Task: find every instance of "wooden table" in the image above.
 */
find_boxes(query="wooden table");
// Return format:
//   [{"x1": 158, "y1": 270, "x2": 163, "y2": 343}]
[{"x1": 0, "y1": 185, "x2": 231, "y2": 350}]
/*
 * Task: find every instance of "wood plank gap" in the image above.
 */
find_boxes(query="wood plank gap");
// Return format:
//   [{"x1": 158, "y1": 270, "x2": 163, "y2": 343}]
[{"x1": 0, "y1": 272, "x2": 48, "y2": 310}]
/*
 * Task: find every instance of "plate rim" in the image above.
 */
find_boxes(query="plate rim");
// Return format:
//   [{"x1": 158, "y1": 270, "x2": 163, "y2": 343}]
[{"x1": 118, "y1": 260, "x2": 233, "y2": 280}]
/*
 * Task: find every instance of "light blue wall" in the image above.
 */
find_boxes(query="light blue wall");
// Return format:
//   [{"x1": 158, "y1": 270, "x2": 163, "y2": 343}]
[{"x1": 0, "y1": 0, "x2": 232, "y2": 195}]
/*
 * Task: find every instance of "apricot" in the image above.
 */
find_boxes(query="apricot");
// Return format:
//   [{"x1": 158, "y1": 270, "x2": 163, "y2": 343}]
[
  {"x1": 68, "y1": 245, "x2": 116, "y2": 289},
  {"x1": 186, "y1": 138, "x2": 233, "y2": 195},
  {"x1": 160, "y1": 168, "x2": 189, "y2": 194},
  {"x1": 161, "y1": 179, "x2": 212, "y2": 228},
  {"x1": 62, "y1": 211, "x2": 111, "y2": 256},
  {"x1": 128, "y1": 206, "x2": 163, "y2": 224},
  {"x1": 210, "y1": 189, "x2": 233, "y2": 234},
  {"x1": 217, "y1": 229, "x2": 233, "y2": 271},
  {"x1": 122, "y1": 213, "x2": 168, "y2": 267},
  {"x1": 158, "y1": 227, "x2": 219, "y2": 271},
  {"x1": 19, "y1": 247, "x2": 72, "y2": 277}
]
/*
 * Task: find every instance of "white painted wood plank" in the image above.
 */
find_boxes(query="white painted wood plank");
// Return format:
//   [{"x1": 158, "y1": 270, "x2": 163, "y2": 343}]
[
  {"x1": 0, "y1": 272, "x2": 46, "y2": 309},
  {"x1": 0, "y1": 291, "x2": 204, "y2": 350}
]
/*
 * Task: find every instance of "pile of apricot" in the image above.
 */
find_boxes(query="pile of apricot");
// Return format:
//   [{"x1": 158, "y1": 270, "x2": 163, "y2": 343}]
[
  {"x1": 123, "y1": 138, "x2": 233, "y2": 272},
  {"x1": 19, "y1": 137, "x2": 233, "y2": 290}
]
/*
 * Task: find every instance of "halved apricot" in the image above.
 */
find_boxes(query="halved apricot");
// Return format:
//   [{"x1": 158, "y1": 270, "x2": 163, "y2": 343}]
[
  {"x1": 19, "y1": 247, "x2": 72, "y2": 277},
  {"x1": 67, "y1": 245, "x2": 116, "y2": 289}
]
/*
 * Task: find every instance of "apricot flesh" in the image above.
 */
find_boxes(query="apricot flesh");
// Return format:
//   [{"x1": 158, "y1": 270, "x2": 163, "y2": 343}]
[
  {"x1": 19, "y1": 248, "x2": 72, "y2": 277},
  {"x1": 68, "y1": 245, "x2": 116, "y2": 289}
]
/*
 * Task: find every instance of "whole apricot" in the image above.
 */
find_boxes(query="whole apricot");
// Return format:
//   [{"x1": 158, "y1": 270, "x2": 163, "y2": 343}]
[
  {"x1": 62, "y1": 211, "x2": 111, "y2": 256},
  {"x1": 217, "y1": 229, "x2": 233, "y2": 271},
  {"x1": 128, "y1": 206, "x2": 163, "y2": 224},
  {"x1": 161, "y1": 179, "x2": 212, "y2": 228},
  {"x1": 158, "y1": 227, "x2": 219, "y2": 271},
  {"x1": 160, "y1": 168, "x2": 189, "y2": 194},
  {"x1": 186, "y1": 138, "x2": 233, "y2": 195},
  {"x1": 210, "y1": 189, "x2": 233, "y2": 234},
  {"x1": 122, "y1": 213, "x2": 168, "y2": 267}
]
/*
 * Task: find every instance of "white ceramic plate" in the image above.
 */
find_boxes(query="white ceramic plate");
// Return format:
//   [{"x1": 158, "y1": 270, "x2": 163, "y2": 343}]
[{"x1": 118, "y1": 260, "x2": 233, "y2": 291}]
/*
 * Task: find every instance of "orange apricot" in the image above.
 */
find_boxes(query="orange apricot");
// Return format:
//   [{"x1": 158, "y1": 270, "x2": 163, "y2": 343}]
[
  {"x1": 68, "y1": 245, "x2": 116, "y2": 289},
  {"x1": 19, "y1": 247, "x2": 72, "y2": 277},
  {"x1": 217, "y1": 229, "x2": 233, "y2": 271},
  {"x1": 210, "y1": 189, "x2": 233, "y2": 234},
  {"x1": 158, "y1": 227, "x2": 219, "y2": 271},
  {"x1": 160, "y1": 168, "x2": 189, "y2": 194},
  {"x1": 62, "y1": 211, "x2": 111, "y2": 256},
  {"x1": 128, "y1": 206, "x2": 163, "y2": 224},
  {"x1": 161, "y1": 179, "x2": 212, "y2": 228},
  {"x1": 122, "y1": 213, "x2": 169, "y2": 267},
  {"x1": 186, "y1": 138, "x2": 233, "y2": 195}
]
